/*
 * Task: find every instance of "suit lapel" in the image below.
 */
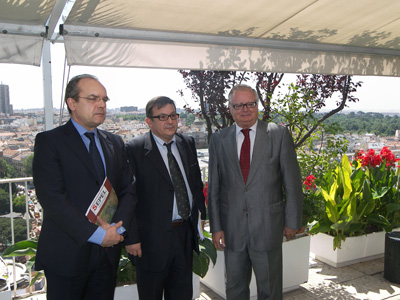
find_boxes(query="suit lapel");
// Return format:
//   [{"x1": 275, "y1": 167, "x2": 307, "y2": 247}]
[
  {"x1": 175, "y1": 134, "x2": 189, "y2": 177},
  {"x1": 144, "y1": 132, "x2": 173, "y2": 185},
  {"x1": 98, "y1": 130, "x2": 114, "y2": 182},
  {"x1": 247, "y1": 121, "x2": 271, "y2": 184},
  {"x1": 221, "y1": 126, "x2": 243, "y2": 183},
  {"x1": 62, "y1": 120, "x2": 98, "y2": 180}
]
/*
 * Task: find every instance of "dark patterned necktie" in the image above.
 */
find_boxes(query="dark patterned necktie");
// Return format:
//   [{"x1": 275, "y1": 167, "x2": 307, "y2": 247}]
[
  {"x1": 85, "y1": 132, "x2": 105, "y2": 182},
  {"x1": 165, "y1": 142, "x2": 190, "y2": 220},
  {"x1": 240, "y1": 129, "x2": 251, "y2": 183}
]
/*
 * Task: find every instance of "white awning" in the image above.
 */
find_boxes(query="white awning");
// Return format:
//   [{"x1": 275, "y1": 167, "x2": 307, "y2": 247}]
[{"x1": 2, "y1": 0, "x2": 400, "y2": 76}]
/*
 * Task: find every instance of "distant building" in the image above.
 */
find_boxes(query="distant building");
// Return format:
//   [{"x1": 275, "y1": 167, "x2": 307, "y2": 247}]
[
  {"x1": 0, "y1": 84, "x2": 13, "y2": 114},
  {"x1": 120, "y1": 106, "x2": 138, "y2": 112}
]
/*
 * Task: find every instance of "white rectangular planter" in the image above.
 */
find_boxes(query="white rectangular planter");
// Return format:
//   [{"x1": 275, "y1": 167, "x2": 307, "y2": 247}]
[
  {"x1": 114, "y1": 284, "x2": 138, "y2": 300},
  {"x1": 0, "y1": 291, "x2": 11, "y2": 300},
  {"x1": 114, "y1": 274, "x2": 200, "y2": 300},
  {"x1": 283, "y1": 234, "x2": 310, "y2": 293},
  {"x1": 200, "y1": 235, "x2": 310, "y2": 299},
  {"x1": 310, "y1": 231, "x2": 387, "y2": 268}
]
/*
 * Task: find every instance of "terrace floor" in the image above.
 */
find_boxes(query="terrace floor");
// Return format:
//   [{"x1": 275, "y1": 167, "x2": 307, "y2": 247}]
[
  {"x1": 12, "y1": 255, "x2": 400, "y2": 300},
  {"x1": 198, "y1": 256, "x2": 400, "y2": 300}
]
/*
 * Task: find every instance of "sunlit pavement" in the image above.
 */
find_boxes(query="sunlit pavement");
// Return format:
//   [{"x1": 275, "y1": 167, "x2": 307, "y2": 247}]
[
  {"x1": 197, "y1": 257, "x2": 400, "y2": 300},
  {"x1": 13, "y1": 256, "x2": 400, "y2": 300}
]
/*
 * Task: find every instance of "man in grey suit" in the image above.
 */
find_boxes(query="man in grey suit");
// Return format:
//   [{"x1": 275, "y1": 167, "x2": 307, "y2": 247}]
[{"x1": 208, "y1": 84, "x2": 303, "y2": 300}]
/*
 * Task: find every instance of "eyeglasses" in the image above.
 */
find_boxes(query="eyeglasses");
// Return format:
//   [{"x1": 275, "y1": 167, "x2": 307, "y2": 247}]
[
  {"x1": 75, "y1": 96, "x2": 110, "y2": 103},
  {"x1": 151, "y1": 113, "x2": 180, "y2": 121},
  {"x1": 231, "y1": 102, "x2": 257, "y2": 110}
]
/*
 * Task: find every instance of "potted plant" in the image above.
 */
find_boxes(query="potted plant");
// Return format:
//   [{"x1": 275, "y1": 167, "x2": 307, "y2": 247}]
[
  {"x1": 309, "y1": 147, "x2": 400, "y2": 267},
  {"x1": 2, "y1": 239, "x2": 43, "y2": 286},
  {"x1": 301, "y1": 174, "x2": 324, "y2": 232},
  {"x1": 3, "y1": 235, "x2": 216, "y2": 300}
]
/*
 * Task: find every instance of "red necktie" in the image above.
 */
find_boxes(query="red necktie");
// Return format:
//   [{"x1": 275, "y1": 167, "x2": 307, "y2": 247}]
[{"x1": 240, "y1": 129, "x2": 251, "y2": 183}]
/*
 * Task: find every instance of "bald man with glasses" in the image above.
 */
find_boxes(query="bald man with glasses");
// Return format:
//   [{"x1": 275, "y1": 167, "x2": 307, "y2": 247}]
[
  {"x1": 125, "y1": 96, "x2": 206, "y2": 300},
  {"x1": 33, "y1": 74, "x2": 136, "y2": 300}
]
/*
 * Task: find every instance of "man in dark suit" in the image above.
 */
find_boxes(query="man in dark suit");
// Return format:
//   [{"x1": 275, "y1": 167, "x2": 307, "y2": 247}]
[
  {"x1": 32, "y1": 74, "x2": 136, "y2": 300},
  {"x1": 125, "y1": 96, "x2": 206, "y2": 300},
  {"x1": 208, "y1": 84, "x2": 303, "y2": 300}
]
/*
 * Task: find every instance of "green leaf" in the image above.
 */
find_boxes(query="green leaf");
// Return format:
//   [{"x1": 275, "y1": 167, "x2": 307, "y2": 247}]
[
  {"x1": 192, "y1": 251, "x2": 210, "y2": 278},
  {"x1": 367, "y1": 214, "x2": 391, "y2": 230},
  {"x1": 30, "y1": 271, "x2": 44, "y2": 286},
  {"x1": 333, "y1": 235, "x2": 342, "y2": 250},
  {"x1": 326, "y1": 199, "x2": 339, "y2": 223},
  {"x1": 199, "y1": 237, "x2": 217, "y2": 266},
  {"x1": 2, "y1": 240, "x2": 37, "y2": 257},
  {"x1": 386, "y1": 203, "x2": 400, "y2": 213},
  {"x1": 309, "y1": 217, "x2": 331, "y2": 234},
  {"x1": 26, "y1": 256, "x2": 36, "y2": 271},
  {"x1": 372, "y1": 187, "x2": 390, "y2": 199}
]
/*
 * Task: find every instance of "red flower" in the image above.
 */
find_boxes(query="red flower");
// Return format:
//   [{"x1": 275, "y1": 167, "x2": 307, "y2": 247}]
[
  {"x1": 203, "y1": 182, "x2": 208, "y2": 206},
  {"x1": 303, "y1": 175, "x2": 316, "y2": 190},
  {"x1": 357, "y1": 147, "x2": 399, "y2": 169}
]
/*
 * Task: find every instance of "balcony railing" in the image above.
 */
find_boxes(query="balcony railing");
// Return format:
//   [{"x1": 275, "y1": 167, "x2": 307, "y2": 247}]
[
  {"x1": 0, "y1": 167, "x2": 209, "y2": 299},
  {"x1": 0, "y1": 177, "x2": 37, "y2": 299}
]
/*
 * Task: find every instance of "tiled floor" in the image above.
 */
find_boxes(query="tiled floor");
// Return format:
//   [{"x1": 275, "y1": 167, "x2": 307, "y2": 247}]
[{"x1": 197, "y1": 257, "x2": 400, "y2": 300}]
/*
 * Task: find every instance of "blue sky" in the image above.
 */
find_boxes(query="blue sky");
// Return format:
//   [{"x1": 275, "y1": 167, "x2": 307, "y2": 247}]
[{"x1": 1, "y1": 43, "x2": 399, "y2": 113}]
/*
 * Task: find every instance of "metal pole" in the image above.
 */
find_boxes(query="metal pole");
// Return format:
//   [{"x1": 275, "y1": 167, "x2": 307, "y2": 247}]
[
  {"x1": 42, "y1": 40, "x2": 54, "y2": 131},
  {"x1": 9, "y1": 182, "x2": 16, "y2": 298}
]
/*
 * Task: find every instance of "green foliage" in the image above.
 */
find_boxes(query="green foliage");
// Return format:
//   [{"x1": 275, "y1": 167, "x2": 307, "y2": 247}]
[
  {"x1": 267, "y1": 83, "x2": 350, "y2": 229},
  {"x1": 23, "y1": 154, "x2": 34, "y2": 176},
  {"x1": 192, "y1": 230, "x2": 217, "y2": 278},
  {"x1": 0, "y1": 188, "x2": 11, "y2": 214},
  {"x1": 2, "y1": 239, "x2": 37, "y2": 257},
  {"x1": 0, "y1": 158, "x2": 18, "y2": 179},
  {"x1": 13, "y1": 194, "x2": 26, "y2": 214},
  {"x1": 301, "y1": 179, "x2": 324, "y2": 227},
  {"x1": 1, "y1": 239, "x2": 43, "y2": 286},
  {"x1": 309, "y1": 153, "x2": 400, "y2": 250},
  {"x1": 116, "y1": 247, "x2": 136, "y2": 286},
  {"x1": 116, "y1": 114, "x2": 146, "y2": 122},
  {"x1": 324, "y1": 112, "x2": 400, "y2": 136},
  {"x1": 179, "y1": 111, "x2": 196, "y2": 127},
  {"x1": 0, "y1": 218, "x2": 30, "y2": 246}
]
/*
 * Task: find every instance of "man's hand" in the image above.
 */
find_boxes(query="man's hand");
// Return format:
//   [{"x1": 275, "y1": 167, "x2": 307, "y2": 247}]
[
  {"x1": 212, "y1": 231, "x2": 225, "y2": 250},
  {"x1": 126, "y1": 243, "x2": 142, "y2": 257},
  {"x1": 97, "y1": 216, "x2": 124, "y2": 247},
  {"x1": 283, "y1": 227, "x2": 298, "y2": 241}
]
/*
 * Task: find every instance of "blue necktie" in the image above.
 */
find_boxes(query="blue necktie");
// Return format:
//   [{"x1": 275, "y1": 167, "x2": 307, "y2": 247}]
[{"x1": 85, "y1": 132, "x2": 105, "y2": 182}]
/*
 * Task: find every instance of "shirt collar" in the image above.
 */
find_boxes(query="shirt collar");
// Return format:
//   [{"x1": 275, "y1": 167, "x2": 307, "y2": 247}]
[
  {"x1": 235, "y1": 120, "x2": 258, "y2": 136},
  {"x1": 71, "y1": 118, "x2": 99, "y2": 136},
  {"x1": 151, "y1": 132, "x2": 176, "y2": 148}
]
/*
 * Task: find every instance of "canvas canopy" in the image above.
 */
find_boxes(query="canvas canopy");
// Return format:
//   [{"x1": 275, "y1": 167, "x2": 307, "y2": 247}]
[{"x1": 1, "y1": 0, "x2": 400, "y2": 76}]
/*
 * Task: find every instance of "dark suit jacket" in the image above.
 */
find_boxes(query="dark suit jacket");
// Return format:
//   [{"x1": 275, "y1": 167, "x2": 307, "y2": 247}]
[
  {"x1": 32, "y1": 119, "x2": 136, "y2": 276},
  {"x1": 125, "y1": 131, "x2": 206, "y2": 272}
]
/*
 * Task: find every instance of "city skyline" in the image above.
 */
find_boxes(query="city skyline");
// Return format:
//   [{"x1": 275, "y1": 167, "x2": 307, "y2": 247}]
[{"x1": 1, "y1": 44, "x2": 399, "y2": 113}]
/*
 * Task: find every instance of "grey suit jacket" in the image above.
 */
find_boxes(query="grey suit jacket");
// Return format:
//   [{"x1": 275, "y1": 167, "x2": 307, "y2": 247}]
[{"x1": 208, "y1": 120, "x2": 303, "y2": 252}]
